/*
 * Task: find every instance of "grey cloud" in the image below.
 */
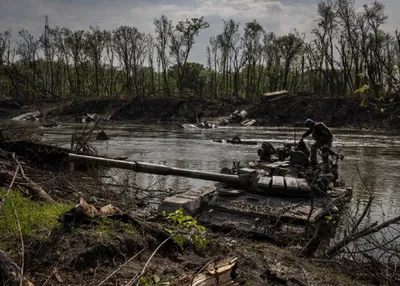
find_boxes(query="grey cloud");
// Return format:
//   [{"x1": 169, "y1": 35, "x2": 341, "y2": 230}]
[{"x1": 1, "y1": 0, "x2": 399, "y2": 64}]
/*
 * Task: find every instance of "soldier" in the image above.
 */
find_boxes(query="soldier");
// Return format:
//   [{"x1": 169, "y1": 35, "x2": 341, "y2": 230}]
[{"x1": 301, "y1": 119, "x2": 333, "y2": 173}]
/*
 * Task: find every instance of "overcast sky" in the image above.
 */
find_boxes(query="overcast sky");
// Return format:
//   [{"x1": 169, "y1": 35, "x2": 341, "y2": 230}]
[{"x1": 1, "y1": 0, "x2": 399, "y2": 63}]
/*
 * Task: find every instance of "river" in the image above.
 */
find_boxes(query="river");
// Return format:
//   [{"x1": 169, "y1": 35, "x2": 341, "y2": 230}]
[{"x1": 8, "y1": 121, "x2": 400, "y2": 227}]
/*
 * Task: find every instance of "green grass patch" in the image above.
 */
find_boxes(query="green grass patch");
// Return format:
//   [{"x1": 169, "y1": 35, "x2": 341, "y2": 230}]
[
  {"x1": 0, "y1": 189, "x2": 74, "y2": 240},
  {"x1": 78, "y1": 216, "x2": 140, "y2": 244}
]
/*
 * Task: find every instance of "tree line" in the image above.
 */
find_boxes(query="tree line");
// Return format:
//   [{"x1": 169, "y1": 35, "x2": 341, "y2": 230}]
[{"x1": 0, "y1": 0, "x2": 399, "y2": 102}]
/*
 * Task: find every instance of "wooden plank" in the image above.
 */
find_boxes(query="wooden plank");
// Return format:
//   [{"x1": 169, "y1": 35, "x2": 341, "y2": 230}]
[
  {"x1": 285, "y1": 177, "x2": 299, "y2": 191},
  {"x1": 296, "y1": 178, "x2": 311, "y2": 191},
  {"x1": 257, "y1": 176, "x2": 271, "y2": 190},
  {"x1": 178, "y1": 256, "x2": 238, "y2": 286},
  {"x1": 272, "y1": 176, "x2": 285, "y2": 189}
]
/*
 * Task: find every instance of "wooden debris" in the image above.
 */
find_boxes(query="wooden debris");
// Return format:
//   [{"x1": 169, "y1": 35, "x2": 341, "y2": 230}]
[
  {"x1": 261, "y1": 90, "x2": 289, "y2": 102},
  {"x1": 11, "y1": 111, "x2": 41, "y2": 121},
  {"x1": 0, "y1": 250, "x2": 34, "y2": 286},
  {"x1": 0, "y1": 169, "x2": 55, "y2": 204},
  {"x1": 241, "y1": 119, "x2": 257, "y2": 126},
  {"x1": 59, "y1": 199, "x2": 170, "y2": 240},
  {"x1": 178, "y1": 257, "x2": 238, "y2": 286},
  {"x1": 61, "y1": 198, "x2": 123, "y2": 221}
]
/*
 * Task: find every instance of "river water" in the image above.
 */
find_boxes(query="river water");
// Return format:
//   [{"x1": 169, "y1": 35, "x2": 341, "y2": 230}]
[{"x1": 8, "y1": 122, "x2": 400, "y2": 227}]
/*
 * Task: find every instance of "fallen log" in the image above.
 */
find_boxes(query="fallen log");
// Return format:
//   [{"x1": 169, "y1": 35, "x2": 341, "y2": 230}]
[
  {"x1": 323, "y1": 214, "x2": 400, "y2": 258},
  {"x1": 177, "y1": 257, "x2": 238, "y2": 286},
  {"x1": 0, "y1": 250, "x2": 34, "y2": 286},
  {"x1": 0, "y1": 170, "x2": 55, "y2": 204}
]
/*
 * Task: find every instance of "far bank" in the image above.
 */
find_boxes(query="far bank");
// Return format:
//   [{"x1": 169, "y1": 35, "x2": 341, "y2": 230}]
[{"x1": 2, "y1": 93, "x2": 399, "y2": 130}]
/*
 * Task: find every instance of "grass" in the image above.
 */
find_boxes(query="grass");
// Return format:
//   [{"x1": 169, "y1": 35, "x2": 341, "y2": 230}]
[
  {"x1": 0, "y1": 189, "x2": 74, "y2": 240},
  {"x1": 77, "y1": 216, "x2": 140, "y2": 244}
]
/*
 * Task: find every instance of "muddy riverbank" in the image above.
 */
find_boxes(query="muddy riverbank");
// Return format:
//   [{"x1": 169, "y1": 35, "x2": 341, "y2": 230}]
[
  {"x1": 0, "y1": 122, "x2": 399, "y2": 284},
  {"x1": 2, "y1": 94, "x2": 400, "y2": 129},
  {"x1": 0, "y1": 137, "x2": 376, "y2": 285}
]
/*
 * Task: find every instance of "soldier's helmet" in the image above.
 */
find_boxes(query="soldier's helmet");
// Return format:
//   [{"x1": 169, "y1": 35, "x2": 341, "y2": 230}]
[{"x1": 304, "y1": 119, "x2": 315, "y2": 128}]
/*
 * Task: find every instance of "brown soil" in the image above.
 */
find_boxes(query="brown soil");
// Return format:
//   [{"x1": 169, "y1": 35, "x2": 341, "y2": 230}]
[
  {"x1": 4, "y1": 221, "x2": 367, "y2": 286},
  {"x1": 109, "y1": 96, "x2": 248, "y2": 123},
  {"x1": 248, "y1": 95, "x2": 400, "y2": 129},
  {"x1": 2, "y1": 94, "x2": 399, "y2": 129}
]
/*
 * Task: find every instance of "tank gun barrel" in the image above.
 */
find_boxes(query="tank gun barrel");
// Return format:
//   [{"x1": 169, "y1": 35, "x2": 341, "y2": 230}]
[
  {"x1": 69, "y1": 153, "x2": 243, "y2": 186},
  {"x1": 68, "y1": 153, "x2": 312, "y2": 197}
]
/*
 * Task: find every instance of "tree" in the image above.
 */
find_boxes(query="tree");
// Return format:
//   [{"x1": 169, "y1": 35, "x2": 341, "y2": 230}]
[
  {"x1": 276, "y1": 32, "x2": 303, "y2": 90},
  {"x1": 170, "y1": 17, "x2": 209, "y2": 95},
  {"x1": 84, "y1": 26, "x2": 106, "y2": 97},
  {"x1": 217, "y1": 19, "x2": 239, "y2": 97},
  {"x1": 154, "y1": 15, "x2": 172, "y2": 97},
  {"x1": 113, "y1": 26, "x2": 147, "y2": 97},
  {"x1": 169, "y1": 62, "x2": 206, "y2": 96},
  {"x1": 64, "y1": 29, "x2": 85, "y2": 96},
  {"x1": 243, "y1": 20, "x2": 264, "y2": 99}
]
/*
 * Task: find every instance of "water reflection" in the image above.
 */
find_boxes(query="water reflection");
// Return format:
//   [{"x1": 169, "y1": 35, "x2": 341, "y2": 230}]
[{"x1": 8, "y1": 121, "x2": 400, "y2": 225}]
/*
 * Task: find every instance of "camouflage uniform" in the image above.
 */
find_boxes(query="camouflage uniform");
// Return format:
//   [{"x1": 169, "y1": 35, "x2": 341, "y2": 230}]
[{"x1": 302, "y1": 121, "x2": 333, "y2": 173}]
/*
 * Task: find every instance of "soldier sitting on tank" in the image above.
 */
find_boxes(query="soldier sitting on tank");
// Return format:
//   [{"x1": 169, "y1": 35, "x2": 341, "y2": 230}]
[{"x1": 301, "y1": 119, "x2": 333, "y2": 173}]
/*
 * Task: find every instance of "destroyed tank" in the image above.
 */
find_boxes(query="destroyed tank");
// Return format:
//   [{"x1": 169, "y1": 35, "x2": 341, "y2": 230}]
[
  {"x1": 69, "y1": 140, "x2": 352, "y2": 248},
  {"x1": 159, "y1": 140, "x2": 352, "y2": 246}
]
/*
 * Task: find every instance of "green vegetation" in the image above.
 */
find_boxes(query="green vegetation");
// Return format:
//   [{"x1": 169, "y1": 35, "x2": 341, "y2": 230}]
[
  {"x1": 76, "y1": 216, "x2": 139, "y2": 244},
  {"x1": 0, "y1": 189, "x2": 74, "y2": 240},
  {"x1": 139, "y1": 275, "x2": 169, "y2": 286},
  {"x1": 162, "y1": 208, "x2": 208, "y2": 250},
  {"x1": 0, "y1": 0, "x2": 398, "y2": 102}
]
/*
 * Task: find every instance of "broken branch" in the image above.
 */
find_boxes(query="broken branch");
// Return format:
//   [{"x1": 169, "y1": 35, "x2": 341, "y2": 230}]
[{"x1": 324, "y1": 215, "x2": 400, "y2": 258}]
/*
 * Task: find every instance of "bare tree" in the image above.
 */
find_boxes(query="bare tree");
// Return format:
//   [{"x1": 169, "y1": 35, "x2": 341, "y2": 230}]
[{"x1": 154, "y1": 15, "x2": 172, "y2": 97}]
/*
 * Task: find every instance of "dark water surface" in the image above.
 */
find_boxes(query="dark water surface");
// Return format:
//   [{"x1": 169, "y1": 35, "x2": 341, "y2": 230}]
[{"x1": 9, "y1": 122, "x2": 400, "y2": 225}]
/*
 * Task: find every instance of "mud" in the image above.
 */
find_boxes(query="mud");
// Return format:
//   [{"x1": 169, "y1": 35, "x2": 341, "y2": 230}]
[
  {"x1": 6, "y1": 221, "x2": 367, "y2": 286},
  {"x1": 249, "y1": 95, "x2": 400, "y2": 129},
  {"x1": 2, "y1": 94, "x2": 399, "y2": 129},
  {"x1": 0, "y1": 138, "x2": 380, "y2": 285},
  {"x1": 0, "y1": 140, "x2": 70, "y2": 169},
  {"x1": 109, "y1": 96, "x2": 247, "y2": 123}
]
